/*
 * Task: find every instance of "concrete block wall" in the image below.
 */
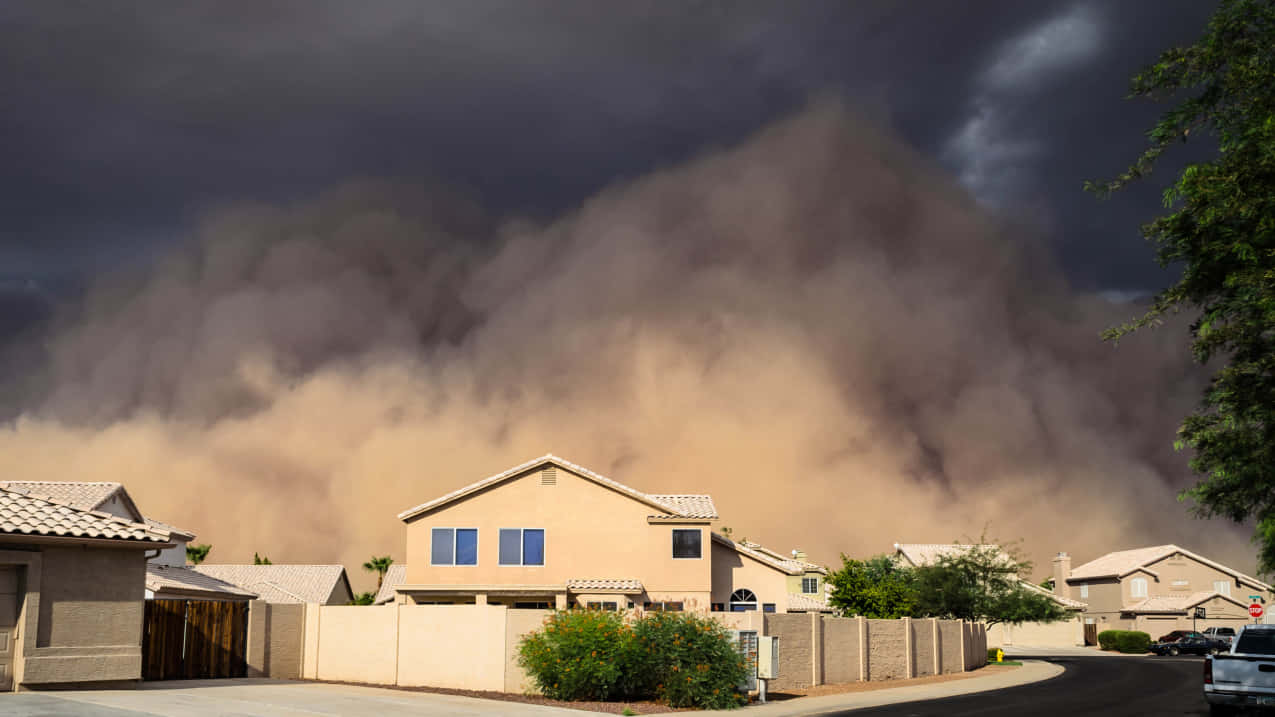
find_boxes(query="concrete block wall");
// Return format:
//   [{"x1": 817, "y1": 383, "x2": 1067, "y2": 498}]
[{"x1": 764, "y1": 615, "x2": 986, "y2": 692}]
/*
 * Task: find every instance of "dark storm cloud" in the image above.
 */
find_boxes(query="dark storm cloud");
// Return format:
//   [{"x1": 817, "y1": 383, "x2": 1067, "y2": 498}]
[{"x1": 2, "y1": 0, "x2": 1215, "y2": 298}]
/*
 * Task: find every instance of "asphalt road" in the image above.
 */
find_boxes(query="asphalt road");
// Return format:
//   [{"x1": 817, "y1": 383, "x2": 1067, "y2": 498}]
[{"x1": 827, "y1": 653, "x2": 1212, "y2": 717}]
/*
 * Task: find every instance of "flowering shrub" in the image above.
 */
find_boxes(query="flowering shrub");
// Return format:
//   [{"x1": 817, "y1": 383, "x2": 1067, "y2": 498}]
[
  {"x1": 632, "y1": 611, "x2": 749, "y2": 709},
  {"x1": 518, "y1": 609, "x2": 748, "y2": 709},
  {"x1": 518, "y1": 609, "x2": 634, "y2": 701}
]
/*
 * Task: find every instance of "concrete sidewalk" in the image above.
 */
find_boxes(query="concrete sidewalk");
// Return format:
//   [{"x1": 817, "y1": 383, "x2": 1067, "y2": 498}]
[{"x1": 701, "y1": 661, "x2": 1064, "y2": 716}]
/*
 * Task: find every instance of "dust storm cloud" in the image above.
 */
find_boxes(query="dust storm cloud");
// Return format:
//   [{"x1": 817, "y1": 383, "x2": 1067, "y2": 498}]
[{"x1": 0, "y1": 102, "x2": 1246, "y2": 587}]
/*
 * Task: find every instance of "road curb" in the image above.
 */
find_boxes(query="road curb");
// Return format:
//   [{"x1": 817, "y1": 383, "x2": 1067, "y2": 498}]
[{"x1": 700, "y1": 661, "x2": 1065, "y2": 716}]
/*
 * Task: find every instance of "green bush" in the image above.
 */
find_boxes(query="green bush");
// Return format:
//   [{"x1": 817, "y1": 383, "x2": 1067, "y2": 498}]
[
  {"x1": 1097, "y1": 629, "x2": 1151, "y2": 653},
  {"x1": 517, "y1": 610, "x2": 748, "y2": 709}
]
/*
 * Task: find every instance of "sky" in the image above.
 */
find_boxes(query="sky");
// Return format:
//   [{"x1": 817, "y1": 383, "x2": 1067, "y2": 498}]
[{"x1": 0, "y1": 1, "x2": 1243, "y2": 592}]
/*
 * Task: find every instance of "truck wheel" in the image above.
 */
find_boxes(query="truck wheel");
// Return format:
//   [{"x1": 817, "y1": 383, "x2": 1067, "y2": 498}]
[{"x1": 1168, "y1": 646, "x2": 1179, "y2": 656}]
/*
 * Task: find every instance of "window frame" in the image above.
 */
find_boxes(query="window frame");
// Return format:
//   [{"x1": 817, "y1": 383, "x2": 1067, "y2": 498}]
[
  {"x1": 498, "y1": 527, "x2": 546, "y2": 567},
  {"x1": 430, "y1": 527, "x2": 480, "y2": 566},
  {"x1": 1079, "y1": 583, "x2": 1089, "y2": 599},
  {"x1": 801, "y1": 577, "x2": 819, "y2": 594},
  {"x1": 1213, "y1": 580, "x2": 1232, "y2": 597},
  {"x1": 1130, "y1": 577, "x2": 1148, "y2": 598},
  {"x1": 672, "y1": 528, "x2": 703, "y2": 560},
  {"x1": 730, "y1": 588, "x2": 758, "y2": 612}
]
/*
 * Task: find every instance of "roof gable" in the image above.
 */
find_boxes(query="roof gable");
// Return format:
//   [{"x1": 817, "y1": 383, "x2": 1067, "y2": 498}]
[
  {"x1": 397, "y1": 454, "x2": 717, "y2": 522},
  {"x1": 0, "y1": 480, "x2": 144, "y2": 522}
]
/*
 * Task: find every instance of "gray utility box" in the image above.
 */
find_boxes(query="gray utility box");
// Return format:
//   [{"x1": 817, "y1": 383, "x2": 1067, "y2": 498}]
[{"x1": 757, "y1": 636, "x2": 779, "y2": 679}]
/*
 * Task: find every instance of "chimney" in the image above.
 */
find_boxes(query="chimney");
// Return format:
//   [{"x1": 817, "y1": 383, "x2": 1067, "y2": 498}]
[
  {"x1": 792, "y1": 549, "x2": 808, "y2": 563},
  {"x1": 1052, "y1": 552, "x2": 1072, "y2": 599}
]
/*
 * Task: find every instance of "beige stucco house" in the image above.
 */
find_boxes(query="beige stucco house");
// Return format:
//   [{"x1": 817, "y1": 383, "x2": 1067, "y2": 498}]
[
  {"x1": 389, "y1": 454, "x2": 827, "y2": 613},
  {"x1": 1053, "y1": 545, "x2": 1274, "y2": 634},
  {"x1": 0, "y1": 484, "x2": 174, "y2": 691}
]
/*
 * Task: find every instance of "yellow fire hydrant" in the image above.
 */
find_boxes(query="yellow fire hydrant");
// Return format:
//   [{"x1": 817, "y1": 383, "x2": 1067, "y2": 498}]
[{"x1": 995, "y1": 649, "x2": 1004, "y2": 663}]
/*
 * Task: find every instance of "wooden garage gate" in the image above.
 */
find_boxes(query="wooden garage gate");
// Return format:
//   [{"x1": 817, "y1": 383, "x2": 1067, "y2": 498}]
[{"x1": 142, "y1": 599, "x2": 248, "y2": 680}]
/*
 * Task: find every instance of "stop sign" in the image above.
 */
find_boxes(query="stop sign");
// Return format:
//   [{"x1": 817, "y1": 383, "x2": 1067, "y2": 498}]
[{"x1": 1251, "y1": 603, "x2": 1265, "y2": 618}]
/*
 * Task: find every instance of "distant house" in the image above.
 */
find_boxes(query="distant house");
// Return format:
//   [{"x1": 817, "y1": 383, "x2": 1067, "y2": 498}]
[
  {"x1": 893, "y1": 542, "x2": 1086, "y2": 647},
  {"x1": 145, "y1": 565, "x2": 257, "y2": 602},
  {"x1": 1054, "y1": 545, "x2": 1274, "y2": 634},
  {"x1": 388, "y1": 454, "x2": 824, "y2": 613},
  {"x1": 193, "y1": 564, "x2": 354, "y2": 605},
  {"x1": 0, "y1": 483, "x2": 173, "y2": 691}
]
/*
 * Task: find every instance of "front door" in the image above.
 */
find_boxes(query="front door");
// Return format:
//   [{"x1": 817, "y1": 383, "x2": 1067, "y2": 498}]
[{"x1": 0, "y1": 566, "x2": 18, "y2": 691}]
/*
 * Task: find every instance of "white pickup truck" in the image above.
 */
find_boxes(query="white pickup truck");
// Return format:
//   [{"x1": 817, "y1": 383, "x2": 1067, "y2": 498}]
[{"x1": 1205, "y1": 624, "x2": 1275, "y2": 714}]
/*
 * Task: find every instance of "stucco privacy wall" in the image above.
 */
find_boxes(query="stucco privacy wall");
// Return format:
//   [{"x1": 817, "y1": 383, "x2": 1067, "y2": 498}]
[
  {"x1": 912, "y1": 619, "x2": 935, "y2": 677},
  {"x1": 314, "y1": 606, "x2": 399, "y2": 685},
  {"x1": 505, "y1": 608, "x2": 553, "y2": 693},
  {"x1": 18, "y1": 547, "x2": 147, "y2": 686},
  {"x1": 765, "y1": 614, "x2": 814, "y2": 690},
  {"x1": 398, "y1": 605, "x2": 507, "y2": 690},
  {"x1": 986, "y1": 617, "x2": 1084, "y2": 647},
  {"x1": 866, "y1": 619, "x2": 907, "y2": 681},
  {"x1": 246, "y1": 602, "x2": 307, "y2": 680}
]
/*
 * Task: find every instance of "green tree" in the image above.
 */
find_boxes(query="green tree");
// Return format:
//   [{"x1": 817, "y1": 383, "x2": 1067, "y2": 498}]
[
  {"x1": 253, "y1": 552, "x2": 272, "y2": 565},
  {"x1": 185, "y1": 543, "x2": 212, "y2": 565},
  {"x1": 1088, "y1": 0, "x2": 1275, "y2": 571},
  {"x1": 350, "y1": 592, "x2": 375, "y2": 606},
  {"x1": 362, "y1": 555, "x2": 394, "y2": 589},
  {"x1": 912, "y1": 544, "x2": 1068, "y2": 628},
  {"x1": 826, "y1": 554, "x2": 918, "y2": 618}
]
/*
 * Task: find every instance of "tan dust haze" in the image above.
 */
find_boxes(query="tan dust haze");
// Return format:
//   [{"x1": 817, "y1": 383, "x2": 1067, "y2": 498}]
[{"x1": 0, "y1": 101, "x2": 1252, "y2": 593}]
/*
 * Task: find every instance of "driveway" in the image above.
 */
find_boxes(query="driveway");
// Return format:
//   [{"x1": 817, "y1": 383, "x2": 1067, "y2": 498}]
[{"x1": 2, "y1": 680, "x2": 587, "y2": 716}]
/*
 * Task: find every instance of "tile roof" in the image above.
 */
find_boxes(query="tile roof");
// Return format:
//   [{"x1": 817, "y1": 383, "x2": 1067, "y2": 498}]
[
  {"x1": 0, "y1": 487, "x2": 171, "y2": 543},
  {"x1": 0, "y1": 481, "x2": 124, "y2": 512},
  {"x1": 144, "y1": 517, "x2": 196, "y2": 541},
  {"x1": 646, "y1": 495, "x2": 718, "y2": 519},
  {"x1": 1069, "y1": 545, "x2": 1273, "y2": 591},
  {"x1": 397, "y1": 454, "x2": 718, "y2": 521},
  {"x1": 712, "y1": 533, "x2": 825, "y2": 576},
  {"x1": 893, "y1": 543, "x2": 1014, "y2": 568},
  {"x1": 0, "y1": 480, "x2": 195, "y2": 539},
  {"x1": 1125, "y1": 591, "x2": 1239, "y2": 614},
  {"x1": 787, "y1": 592, "x2": 833, "y2": 612},
  {"x1": 146, "y1": 565, "x2": 257, "y2": 599},
  {"x1": 193, "y1": 564, "x2": 350, "y2": 604},
  {"x1": 1018, "y1": 577, "x2": 1087, "y2": 609},
  {"x1": 565, "y1": 578, "x2": 644, "y2": 592},
  {"x1": 374, "y1": 564, "x2": 408, "y2": 605}
]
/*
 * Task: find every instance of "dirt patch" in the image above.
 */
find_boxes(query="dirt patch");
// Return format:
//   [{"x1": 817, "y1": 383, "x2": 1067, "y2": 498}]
[
  {"x1": 309, "y1": 679, "x2": 695, "y2": 714},
  {"x1": 766, "y1": 664, "x2": 1018, "y2": 700}
]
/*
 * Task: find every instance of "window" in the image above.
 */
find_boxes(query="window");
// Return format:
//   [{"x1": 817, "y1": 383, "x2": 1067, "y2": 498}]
[
  {"x1": 1131, "y1": 577, "x2": 1148, "y2": 598},
  {"x1": 431, "y1": 528, "x2": 478, "y2": 566},
  {"x1": 512, "y1": 601, "x2": 552, "y2": 609},
  {"x1": 1214, "y1": 580, "x2": 1232, "y2": 597},
  {"x1": 644, "y1": 601, "x2": 684, "y2": 612},
  {"x1": 762, "y1": 603, "x2": 777, "y2": 613},
  {"x1": 730, "y1": 588, "x2": 758, "y2": 612},
  {"x1": 672, "y1": 529, "x2": 702, "y2": 559},
  {"x1": 711, "y1": 603, "x2": 725, "y2": 612},
  {"x1": 586, "y1": 601, "x2": 618, "y2": 611},
  {"x1": 1079, "y1": 584, "x2": 1089, "y2": 599},
  {"x1": 802, "y1": 577, "x2": 819, "y2": 594},
  {"x1": 498, "y1": 528, "x2": 545, "y2": 566}
]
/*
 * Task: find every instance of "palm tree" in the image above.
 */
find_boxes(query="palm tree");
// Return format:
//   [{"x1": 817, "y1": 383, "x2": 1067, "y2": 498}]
[
  {"x1": 363, "y1": 555, "x2": 394, "y2": 589},
  {"x1": 253, "y1": 552, "x2": 273, "y2": 565},
  {"x1": 186, "y1": 543, "x2": 212, "y2": 565}
]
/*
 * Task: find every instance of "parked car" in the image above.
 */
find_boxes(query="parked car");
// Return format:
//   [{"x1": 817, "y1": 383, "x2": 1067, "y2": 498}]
[
  {"x1": 1153, "y1": 634, "x2": 1228, "y2": 656},
  {"x1": 1204, "y1": 627, "x2": 1237, "y2": 646},
  {"x1": 1204, "y1": 624, "x2": 1275, "y2": 714},
  {"x1": 1159, "y1": 630, "x2": 1205, "y2": 643}
]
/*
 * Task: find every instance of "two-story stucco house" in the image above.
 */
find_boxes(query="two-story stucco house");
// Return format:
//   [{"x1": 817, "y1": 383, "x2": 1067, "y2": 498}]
[
  {"x1": 388, "y1": 454, "x2": 829, "y2": 613},
  {"x1": 1053, "y1": 545, "x2": 1274, "y2": 634}
]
